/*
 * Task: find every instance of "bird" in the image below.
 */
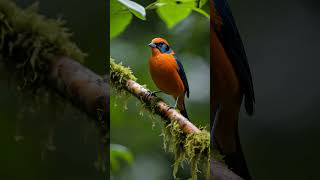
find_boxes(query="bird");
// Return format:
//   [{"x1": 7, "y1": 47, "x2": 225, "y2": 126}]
[
  {"x1": 148, "y1": 37, "x2": 190, "y2": 119},
  {"x1": 211, "y1": 0, "x2": 255, "y2": 179}
]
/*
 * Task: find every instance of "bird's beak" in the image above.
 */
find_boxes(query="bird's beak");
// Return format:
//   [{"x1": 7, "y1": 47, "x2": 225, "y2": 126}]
[{"x1": 148, "y1": 43, "x2": 156, "y2": 48}]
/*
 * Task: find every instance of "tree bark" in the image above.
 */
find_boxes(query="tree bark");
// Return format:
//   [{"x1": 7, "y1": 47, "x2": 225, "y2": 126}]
[{"x1": 48, "y1": 56, "x2": 109, "y2": 135}]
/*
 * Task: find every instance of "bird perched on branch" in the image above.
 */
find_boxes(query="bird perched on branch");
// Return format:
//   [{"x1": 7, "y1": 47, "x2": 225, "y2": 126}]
[
  {"x1": 148, "y1": 38, "x2": 190, "y2": 119},
  {"x1": 211, "y1": 0, "x2": 255, "y2": 179}
]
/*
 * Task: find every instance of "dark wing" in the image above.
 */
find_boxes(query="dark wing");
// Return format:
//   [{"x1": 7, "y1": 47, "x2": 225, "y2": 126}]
[
  {"x1": 214, "y1": 0, "x2": 255, "y2": 115},
  {"x1": 174, "y1": 54, "x2": 190, "y2": 98}
]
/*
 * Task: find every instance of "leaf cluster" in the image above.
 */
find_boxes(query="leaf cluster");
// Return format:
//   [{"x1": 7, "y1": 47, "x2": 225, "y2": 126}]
[{"x1": 110, "y1": 0, "x2": 209, "y2": 39}]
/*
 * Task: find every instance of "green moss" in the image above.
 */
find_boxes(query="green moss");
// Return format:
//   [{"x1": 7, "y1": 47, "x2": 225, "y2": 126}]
[
  {"x1": 161, "y1": 120, "x2": 185, "y2": 178},
  {"x1": 110, "y1": 58, "x2": 160, "y2": 115},
  {"x1": 185, "y1": 131, "x2": 210, "y2": 179},
  {"x1": 110, "y1": 58, "x2": 164, "y2": 113},
  {"x1": 0, "y1": 0, "x2": 85, "y2": 88},
  {"x1": 161, "y1": 121, "x2": 210, "y2": 180},
  {"x1": 109, "y1": 58, "x2": 136, "y2": 112},
  {"x1": 110, "y1": 57, "x2": 137, "y2": 90},
  {"x1": 110, "y1": 59, "x2": 211, "y2": 179}
]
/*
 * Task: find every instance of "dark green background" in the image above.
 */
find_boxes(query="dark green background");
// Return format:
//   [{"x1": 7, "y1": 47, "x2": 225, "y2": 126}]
[
  {"x1": 0, "y1": 0, "x2": 107, "y2": 180},
  {"x1": 1, "y1": 0, "x2": 320, "y2": 179},
  {"x1": 230, "y1": 0, "x2": 320, "y2": 179}
]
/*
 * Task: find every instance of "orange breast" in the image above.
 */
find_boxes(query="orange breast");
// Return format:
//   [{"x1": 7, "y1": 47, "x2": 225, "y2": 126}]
[
  {"x1": 212, "y1": 30, "x2": 241, "y2": 104},
  {"x1": 149, "y1": 54, "x2": 185, "y2": 98},
  {"x1": 212, "y1": 30, "x2": 243, "y2": 154}
]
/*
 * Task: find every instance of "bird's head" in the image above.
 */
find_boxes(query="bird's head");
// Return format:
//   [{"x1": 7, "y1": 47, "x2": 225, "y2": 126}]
[{"x1": 148, "y1": 38, "x2": 173, "y2": 55}]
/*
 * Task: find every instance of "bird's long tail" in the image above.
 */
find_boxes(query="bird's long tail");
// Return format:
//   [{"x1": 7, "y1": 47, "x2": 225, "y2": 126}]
[
  {"x1": 180, "y1": 107, "x2": 189, "y2": 119},
  {"x1": 223, "y1": 128, "x2": 251, "y2": 180},
  {"x1": 177, "y1": 97, "x2": 189, "y2": 119},
  {"x1": 213, "y1": 104, "x2": 251, "y2": 180}
]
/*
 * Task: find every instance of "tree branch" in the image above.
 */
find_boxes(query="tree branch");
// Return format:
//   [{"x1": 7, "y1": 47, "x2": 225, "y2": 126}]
[
  {"x1": 110, "y1": 59, "x2": 241, "y2": 179},
  {"x1": 48, "y1": 57, "x2": 109, "y2": 135},
  {"x1": 126, "y1": 78, "x2": 201, "y2": 134},
  {"x1": 0, "y1": 0, "x2": 109, "y2": 137},
  {"x1": 110, "y1": 59, "x2": 200, "y2": 134}
]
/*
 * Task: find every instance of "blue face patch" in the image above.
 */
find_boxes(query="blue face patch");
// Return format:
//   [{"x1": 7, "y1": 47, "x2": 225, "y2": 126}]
[{"x1": 156, "y1": 43, "x2": 172, "y2": 54}]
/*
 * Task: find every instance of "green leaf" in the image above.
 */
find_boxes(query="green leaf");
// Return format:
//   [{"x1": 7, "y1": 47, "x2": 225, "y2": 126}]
[
  {"x1": 145, "y1": 2, "x2": 167, "y2": 10},
  {"x1": 110, "y1": 0, "x2": 133, "y2": 39},
  {"x1": 157, "y1": 0, "x2": 196, "y2": 29},
  {"x1": 118, "y1": 0, "x2": 146, "y2": 20},
  {"x1": 110, "y1": 144, "x2": 134, "y2": 172}
]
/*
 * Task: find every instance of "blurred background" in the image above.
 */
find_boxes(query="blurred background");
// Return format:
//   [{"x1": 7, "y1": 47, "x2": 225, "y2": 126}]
[
  {"x1": 5, "y1": 0, "x2": 320, "y2": 179},
  {"x1": 110, "y1": 0, "x2": 210, "y2": 179},
  {"x1": 0, "y1": 0, "x2": 107, "y2": 180},
  {"x1": 229, "y1": 0, "x2": 320, "y2": 179}
]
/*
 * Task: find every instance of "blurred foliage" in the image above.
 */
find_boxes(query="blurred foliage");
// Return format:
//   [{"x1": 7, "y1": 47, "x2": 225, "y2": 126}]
[
  {"x1": 110, "y1": 0, "x2": 209, "y2": 39},
  {"x1": 110, "y1": 144, "x2": 134, "y2": 172},
  {"x1": 156, "y1": 0, "x2": 195, "y2": 29},
  {"x1": 156, "y1": 0, "x2": 209, "y2": 28},
  {"x1": 110, "y1": 0, "x2": 210, "y2": 179},
  {"x1": 118, "y1": 0, "x2": 146, "y2": 20},
  {"x1": 110, "y1": 0, "x2": 134, "y2": 39}
]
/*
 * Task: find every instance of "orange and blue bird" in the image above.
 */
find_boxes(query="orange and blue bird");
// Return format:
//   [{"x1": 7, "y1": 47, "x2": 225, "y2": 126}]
[
  {"x1": 212, "y1": 0, "x2": 255, "y2": 179},
  {"x1": 148, "y1": 38, "x2": 190, "y2": 119}
]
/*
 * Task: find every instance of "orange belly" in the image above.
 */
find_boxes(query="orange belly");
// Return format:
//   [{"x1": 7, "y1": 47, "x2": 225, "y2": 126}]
[
  {"x1": 212, "y1": 31, "x2": 241, "y2": 105},
  {"x1": 149, "y1": 54, "x2": 185, "y2": 98},
  {"x1": 212, "y1": 30, "x2": 242, "y2": 153}
]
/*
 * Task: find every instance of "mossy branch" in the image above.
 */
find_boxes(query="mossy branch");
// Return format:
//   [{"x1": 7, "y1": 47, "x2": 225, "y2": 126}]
[
  {"x1": 110, "y1": 58, "x2": 200, "y2": 134},
  {"x1": 0, "y1": 0, "x2": 108, "y2": 136},
  {"x1": 48, "y1": 57, "x2": 109, "y2": 135},
  {"x1": 110, "y1": 58, "x2": 209, "y2": 180},
  {"x1": 0, "y1": 0, "x2": 85, "y2": 86},
  {"x1": 110, "y1": 58, "x2": 243, "y2": 180}
]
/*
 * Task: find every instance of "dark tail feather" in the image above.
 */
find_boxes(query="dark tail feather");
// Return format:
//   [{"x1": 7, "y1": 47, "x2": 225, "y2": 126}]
[
  {"x1": 180, "y1": 101, "x2": 189, "y2": 119},
  {"x1": 245, "y1": 93, "x2": 255, "y2": 116},
  {"x1": 180, "y1": 108, "x2": 189, "y2": 119},
  {"x1": 224, "y1": 129, "x2": 251, "y2": 180}
]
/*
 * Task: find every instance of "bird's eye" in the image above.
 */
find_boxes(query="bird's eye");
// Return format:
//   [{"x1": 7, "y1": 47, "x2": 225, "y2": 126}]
[{"x1": 165, "y1": 44, "x2": 170, "y2": 51}]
